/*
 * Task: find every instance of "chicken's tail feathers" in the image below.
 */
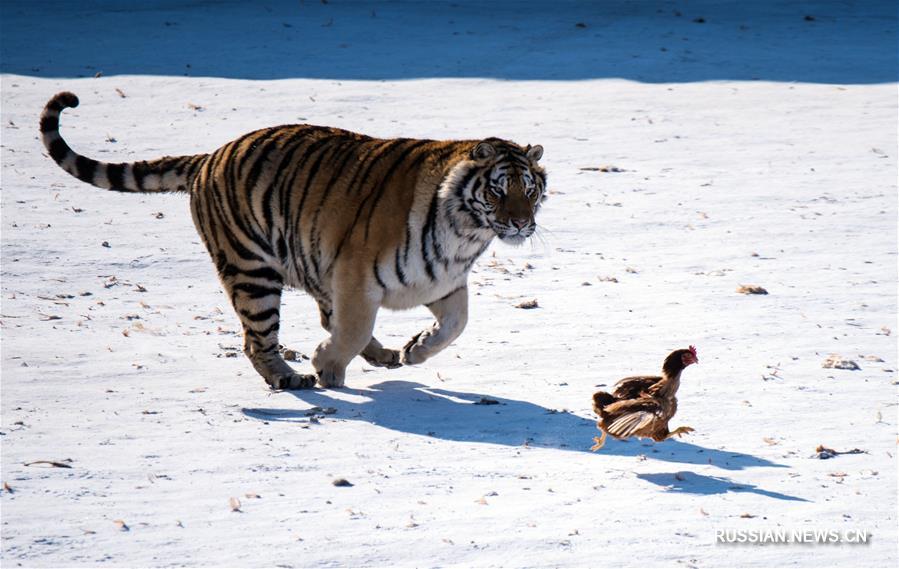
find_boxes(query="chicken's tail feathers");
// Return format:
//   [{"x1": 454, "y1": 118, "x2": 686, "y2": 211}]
[{"x1": 592, "y1": 391, "x2": 615, "y2": 414}]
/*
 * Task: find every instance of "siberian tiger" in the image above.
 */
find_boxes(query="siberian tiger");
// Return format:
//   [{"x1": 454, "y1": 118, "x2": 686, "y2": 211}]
[{"x1": 41, "y1": 92, "x2": 547, "y2": 390}]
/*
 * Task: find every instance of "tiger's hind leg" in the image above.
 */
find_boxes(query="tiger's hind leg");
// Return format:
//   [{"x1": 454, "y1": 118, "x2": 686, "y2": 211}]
[
  {"x1": 222, "y1": 270, "x2": 316, "y2": 390},
  {"x1": 191, "y1": 186, "x2": 314, "y2": 390}
]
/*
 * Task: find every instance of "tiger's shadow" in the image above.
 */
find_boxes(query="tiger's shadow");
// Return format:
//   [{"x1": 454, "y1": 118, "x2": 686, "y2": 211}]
[{"x1": 243, "y1": 379, "x2": 784, "y2": 471}]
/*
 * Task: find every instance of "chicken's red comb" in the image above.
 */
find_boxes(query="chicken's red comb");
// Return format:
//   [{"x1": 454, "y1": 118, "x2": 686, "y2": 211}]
[{"x1": 688, "y1": 345, "x2": 698, "y2": 358}]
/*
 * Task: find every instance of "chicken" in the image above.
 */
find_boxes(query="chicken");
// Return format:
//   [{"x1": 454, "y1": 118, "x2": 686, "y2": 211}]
[{"x1": 591, "y1": 346, "x2": 698, "y2": 451}]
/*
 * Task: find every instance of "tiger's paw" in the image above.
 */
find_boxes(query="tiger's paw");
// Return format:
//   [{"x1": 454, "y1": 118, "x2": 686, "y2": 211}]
[
  {"x1": 400, "y1": 331, "x2": 430, "y2": 365},
  {"x1": 400, "y1": 347, "x2": 423, "y2": 366},
  {"x1": 316, "y1": 369, "x2": 346, "y2": 389},
  {"x1": 361, "y1": 348, "x2": 403, "y2": 369},
  {"x1": 267, "y1": 373, "x2": 317, "y2": 391}
]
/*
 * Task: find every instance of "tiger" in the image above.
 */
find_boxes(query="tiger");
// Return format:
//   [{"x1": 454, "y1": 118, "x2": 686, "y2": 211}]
[{"x1": 40, "y1": 91, "x2": 547, "y2": 390}]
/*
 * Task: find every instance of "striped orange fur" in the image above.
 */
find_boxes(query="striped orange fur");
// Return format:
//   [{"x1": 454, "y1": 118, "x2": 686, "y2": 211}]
[{"x1": 41, "y1": 92, "x2": 547, "y2": 389}]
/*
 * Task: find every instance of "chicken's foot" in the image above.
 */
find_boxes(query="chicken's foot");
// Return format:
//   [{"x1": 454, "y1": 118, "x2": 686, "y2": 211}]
[
  {"x1": 590, "y1": 430, "x2": 608, "y2": 451},
  {"x1": 667, "y1": 426, "x2": 695, "y2": 439}
]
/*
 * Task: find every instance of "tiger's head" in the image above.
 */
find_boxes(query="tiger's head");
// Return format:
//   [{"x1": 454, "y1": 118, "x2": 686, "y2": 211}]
[{"x1": 456, "y1": 138, "x2": 547, "y2": 245}]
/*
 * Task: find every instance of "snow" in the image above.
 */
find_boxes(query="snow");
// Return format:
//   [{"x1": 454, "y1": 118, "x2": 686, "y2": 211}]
[{"x1": 1, "y1": 1, "x2": 897, "y2": 567}]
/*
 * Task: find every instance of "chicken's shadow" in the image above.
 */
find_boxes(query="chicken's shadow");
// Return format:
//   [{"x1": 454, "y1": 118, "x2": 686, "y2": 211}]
[
  {"x1": 244, "y1": 379, "x2": 785, "y2": 471},
  {"x1": 637, "y1": 471, "x2": 809, "y2": 502}
]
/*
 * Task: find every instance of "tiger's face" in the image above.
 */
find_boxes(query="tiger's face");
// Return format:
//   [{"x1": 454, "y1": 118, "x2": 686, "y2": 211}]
[{"x1": 468, "y1": 140, "x2": 546, "y2": 245}]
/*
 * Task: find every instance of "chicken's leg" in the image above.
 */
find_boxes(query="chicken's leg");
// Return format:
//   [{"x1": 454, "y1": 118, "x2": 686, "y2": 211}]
[
  {"x1": 666, "y1": 426, "x2": 695, "y2": 439},
  {"x1": 590, "y1": 430, "x2": 608, "y2": 451}
]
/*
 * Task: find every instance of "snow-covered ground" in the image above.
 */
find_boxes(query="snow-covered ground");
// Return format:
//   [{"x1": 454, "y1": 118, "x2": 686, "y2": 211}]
[{"x1": 2, "y1": 1, "x2": 897, "y2": 567}]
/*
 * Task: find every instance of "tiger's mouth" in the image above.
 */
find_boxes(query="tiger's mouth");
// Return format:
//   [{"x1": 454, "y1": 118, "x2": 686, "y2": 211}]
[
  {"x1": 499, "y1": 233, "x2": 528, "y2": 245},
  {"x1": 492, "y1": 223, "x2": 534, "y2": 245}
]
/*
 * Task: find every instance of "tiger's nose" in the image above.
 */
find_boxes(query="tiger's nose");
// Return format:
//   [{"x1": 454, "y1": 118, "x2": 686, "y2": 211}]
[{"x1": 510, "y1": 217, "x2": 530, "y2": 230}]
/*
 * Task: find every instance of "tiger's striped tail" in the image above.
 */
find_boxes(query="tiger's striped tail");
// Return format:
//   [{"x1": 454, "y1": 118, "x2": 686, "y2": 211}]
[{"x1": 41, "y1": 92, "x2": 207, "y2": 194}]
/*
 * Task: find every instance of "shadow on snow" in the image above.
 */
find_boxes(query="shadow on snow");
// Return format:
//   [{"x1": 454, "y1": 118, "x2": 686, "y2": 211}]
[
  {"x1": 1, "y1": 1, "x2": 895, "y2": 84},
  {"x1": 242, "y1": 379, "x2": 787, "y2": 473},
  {"x1": 637, "y1": 471, "x2": 809, "y2": 501}
]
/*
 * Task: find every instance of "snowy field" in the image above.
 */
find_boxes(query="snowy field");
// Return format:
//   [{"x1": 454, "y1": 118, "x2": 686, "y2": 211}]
[{"x1": 1, "y1": 1, "x2": 897, "y2": 567}]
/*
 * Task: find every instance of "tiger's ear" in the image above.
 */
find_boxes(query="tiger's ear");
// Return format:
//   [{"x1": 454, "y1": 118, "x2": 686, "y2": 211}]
[
  {"x1": 471, "y1": 141, "x2": 496, "y2": 162},
  {"x1": 526, "y1": 144, "x2": 543, "y2": 162}
]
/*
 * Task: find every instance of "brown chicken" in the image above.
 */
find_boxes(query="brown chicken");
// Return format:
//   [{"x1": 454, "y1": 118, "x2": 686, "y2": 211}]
[{"x1": 591, "y1": 346, "x2": 698, "y2": 451}]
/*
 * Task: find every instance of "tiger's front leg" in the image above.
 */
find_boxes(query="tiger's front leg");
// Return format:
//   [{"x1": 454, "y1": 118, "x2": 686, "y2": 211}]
[
  {"x1": 311, "y1": 270, "x2": 382, "y2": 388},
  {"x1": 314, "y1": 299, "x2": 401, "y2": 369},
  {"x1": 361, "y1": 337, "x2": 403, "y2": 369},
  {"x1": 401, "y1": 286, "x2": 469, "y2": 365}
]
